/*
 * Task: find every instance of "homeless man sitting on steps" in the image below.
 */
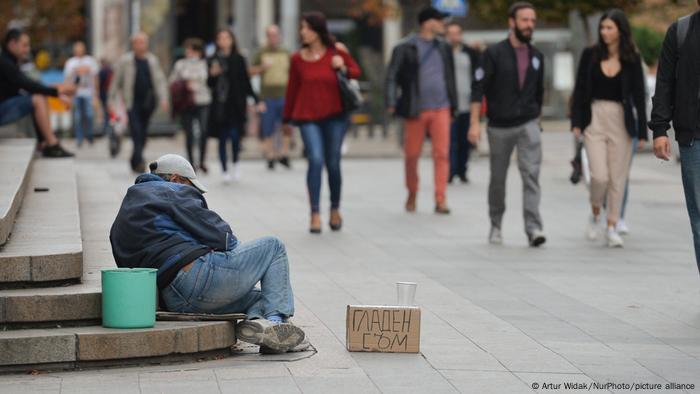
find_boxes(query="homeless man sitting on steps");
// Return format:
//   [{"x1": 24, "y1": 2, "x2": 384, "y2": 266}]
[{"x1": 109, "y1": 154, "x2": 307, "y2": 353}]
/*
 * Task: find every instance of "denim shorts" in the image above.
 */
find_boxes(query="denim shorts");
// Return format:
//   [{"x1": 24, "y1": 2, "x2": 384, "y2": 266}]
[
  {"x1": 0, "y1": 95, "x2": 34, "y2": 126},
  {"x1": 260, "y1": 98, "x2": 285, "y2": 138}
]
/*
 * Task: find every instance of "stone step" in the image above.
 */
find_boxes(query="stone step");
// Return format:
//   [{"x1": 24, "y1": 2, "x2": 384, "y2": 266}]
[
  {"x1": 0, "y1": 139, "x2": 34, "y2": 246},
  {"x1": 0, "y1": 283, "x2": 100, "y2": 328},
  {"x1": 0, "y1": 158, "x2": 83, "y2": 287},
  {"x1": 0, "y1": 321, "x2": 237, "y2": 371}
]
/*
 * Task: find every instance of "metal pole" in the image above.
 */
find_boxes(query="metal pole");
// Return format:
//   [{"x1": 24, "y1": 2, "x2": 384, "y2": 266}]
[{"x1": 280, "y1": 0, "x2": 299, "y2": 51}]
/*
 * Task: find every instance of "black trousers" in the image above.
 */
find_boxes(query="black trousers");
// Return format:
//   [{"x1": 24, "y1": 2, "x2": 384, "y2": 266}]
[
  {"x1": 450, "y1": 112, "x2": 473, "y2": 177},
  {"x1": 128, "y1": 107, "x2": 154, "y2": 170},
  {"x1": 181, "y1": 105, "x2": 209, "y2": 167}
]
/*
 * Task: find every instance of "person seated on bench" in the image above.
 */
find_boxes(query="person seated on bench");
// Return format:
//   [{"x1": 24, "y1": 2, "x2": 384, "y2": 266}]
[
  {"x1": 109, "y1": 154, "x2": 307, "y2": 353},
  {"x1": 0, "y1": 29, "x2": 75, "y2": 157}
]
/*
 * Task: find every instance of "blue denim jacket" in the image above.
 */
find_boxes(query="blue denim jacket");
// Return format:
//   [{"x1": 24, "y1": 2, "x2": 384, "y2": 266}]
[{"x1": 110, "y1": 173, "x2": 238, "y2": 289}]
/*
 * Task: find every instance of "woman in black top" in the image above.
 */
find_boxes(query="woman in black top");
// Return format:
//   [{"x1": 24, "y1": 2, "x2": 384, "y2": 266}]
[
  {"x1": 208, "y1": 29, "x2": 259, "y2": 182},
  {"x1": 570, "y1": 9, "x2": 647, "y2": 248}
]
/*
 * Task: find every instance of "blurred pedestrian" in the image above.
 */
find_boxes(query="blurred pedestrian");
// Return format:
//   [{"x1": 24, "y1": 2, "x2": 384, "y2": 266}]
[
  {"x1": 446, "y1": 22, "x2": 479, "y2": 184},
  {"x1": 109, "y1": 32, "x2": 169, "y2": 173},
  {"x1": 570, "y1": 9, "x2": 647, "y2": 248},
  {"x1": 169, "y1": 38, "x2": 211, "y2": 173},
  {"x1": 208, "y1": 29, "x2": 259, "y2": 183},
  {"x1": 0, "y1": 28, "x2": 75, "y2": 157},
  {"x1": 385, "y1": 6, "x2": 456, "y2": 215},
  {"x1": 251, "y1": 25, "x2": 292, "y2": 170},
  {"x1": 98, "y1": 58, "x2": 113, "y2": 134},
  {"x1": 649, "y1": 0, "x2": 700, "y2": 277},
  {"x1": 64, "y1": 40, "x2": 99, "y2": 147},
  {"x1": 283, "y1": 12, "x2": 361, "y2": 233},
  {"x1": 468, "y1": 2, "x2": 546, "y2": 247}
]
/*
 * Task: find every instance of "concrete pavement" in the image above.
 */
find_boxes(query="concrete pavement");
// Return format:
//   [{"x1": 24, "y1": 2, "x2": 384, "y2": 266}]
[{"x1": 1, "y1": 126, "x2": 698, "y2": 393}]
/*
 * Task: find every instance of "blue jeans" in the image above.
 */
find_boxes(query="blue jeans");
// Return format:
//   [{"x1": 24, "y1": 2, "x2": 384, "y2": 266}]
[
  {"x1": 73, "y1": 96, "x2": 94, "y2": 145},
  {"x1": 450, "y1": 112, "x2": 473, "y2": 178},
  {"x1": 161, "y1": 237, "x2": 295, "y2": 319},
  {"x1": 0, "y1": 95, "x2": 33, "y2": 126},
  {"x1": 217, "y1": 123, "x2": 242, "y2": 172},
  {"x1": 260, "y1": 98, "x2": 284, "y2": 138},
  {"x1": 680, "y1": 140, "x2": 700, "y2": 277},
  {"x1": 299, "y1": 114, "x2": 349, "y2": 213}
]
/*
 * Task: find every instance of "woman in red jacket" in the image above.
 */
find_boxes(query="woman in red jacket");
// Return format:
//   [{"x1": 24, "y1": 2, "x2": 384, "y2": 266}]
[{"x1": 283, "y1": 12, "x2": 361, "y2": 234}]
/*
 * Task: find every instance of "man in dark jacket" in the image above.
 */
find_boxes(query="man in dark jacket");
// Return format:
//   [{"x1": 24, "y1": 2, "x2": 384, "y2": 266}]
[
  {"x1": 385, "y1": 6, "x2": 457, "y2": 215},
  {"x1": 468, "y1": 2, "x2": 546, "y2": 247},
  {"x1": 650, "y1": 1, "x2": 700, "y2": 278},
  {"x1": 446, "y1": 22, "x2": 480, "y2": 184},
  {"x1": 0, "y1": 29, "x2": 75, "y2": 157},
  {"x1": 110, "y1": 154, "x2": 306, "y2": 353}
]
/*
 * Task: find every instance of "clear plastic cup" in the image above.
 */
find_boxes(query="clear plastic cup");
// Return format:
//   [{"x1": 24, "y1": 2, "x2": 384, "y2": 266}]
[{"x1": 396, "y1": 281, "x2": 417, "y2": 306}]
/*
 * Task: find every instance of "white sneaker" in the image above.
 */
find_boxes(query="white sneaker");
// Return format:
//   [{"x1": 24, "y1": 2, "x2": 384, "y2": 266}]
[
  {"x1": 232, "y1": 163, "x2": 241, "y2": 181},
  {"x1": 616, "y1": 219, "x2": 630, "y2": 235},
  {"x1": 489, "y1": 227, "x2": 503, "y2": 245},
  {"x1": 222, "y1": 171, "x2": 232, "y2": 184},
  {"x1": 586, "y1": 215, "x2": 600, "y2": 241},
  {"x1": 607, "y1": 227, "x2": 624, "y2": 248}
]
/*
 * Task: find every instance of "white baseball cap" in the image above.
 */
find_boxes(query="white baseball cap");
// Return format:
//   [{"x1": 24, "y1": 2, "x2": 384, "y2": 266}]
[{"x1": 149, "y1": 154, "x2": 208, "y2": 193}]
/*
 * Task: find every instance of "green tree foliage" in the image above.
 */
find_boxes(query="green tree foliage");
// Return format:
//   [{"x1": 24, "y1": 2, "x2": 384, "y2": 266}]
[
  {"x1": 470, "y1": 0, "x2": 642, "y2": 24},
  {"x1": 0, "y1": 0, "x2": 85, "y2": 43},
  {"x1": 632, "y1": 25, "x2": 665, "y2": 65}
]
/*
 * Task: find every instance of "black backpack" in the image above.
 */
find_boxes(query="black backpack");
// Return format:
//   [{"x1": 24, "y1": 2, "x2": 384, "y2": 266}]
[{"x1": 677, "y1": 14, "x2": 691, "y2": 51}]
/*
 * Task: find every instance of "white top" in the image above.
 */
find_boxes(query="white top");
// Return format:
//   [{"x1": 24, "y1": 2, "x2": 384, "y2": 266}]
[
  {"x1": 169, "y1": 58, "x2": 211, "y2": 105},
  {"x1": 64, "y1": 55, "x2": 99, "y2": 98}
]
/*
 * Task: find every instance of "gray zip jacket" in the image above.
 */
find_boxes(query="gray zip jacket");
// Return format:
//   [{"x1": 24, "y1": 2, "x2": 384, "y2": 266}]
[{"x1": 108, "y1": 51, "x2": 168, "y2": 110}]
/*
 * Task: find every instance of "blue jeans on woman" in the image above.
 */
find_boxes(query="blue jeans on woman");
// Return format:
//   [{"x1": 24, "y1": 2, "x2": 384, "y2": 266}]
[
  {"x1": 161, "y1": 236, "x2": 295, "y2": 319},
  {"x1": 73, "y1": 96, "x2": 94, "y2": 146},
  {"x1": 217, "y1": 123, "x2": 242, "y2": 172},
  {"x1": 679, "y1": 140, "x2": 700, "y2": 277},
  {"x1": 299, "y1": 114, "x2": 349, "y2": 213}
]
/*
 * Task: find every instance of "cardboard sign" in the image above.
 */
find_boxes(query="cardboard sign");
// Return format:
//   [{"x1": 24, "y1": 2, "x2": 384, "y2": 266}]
[{"x1": 346, "y1": 305, "x2": 421, "y2": 353}]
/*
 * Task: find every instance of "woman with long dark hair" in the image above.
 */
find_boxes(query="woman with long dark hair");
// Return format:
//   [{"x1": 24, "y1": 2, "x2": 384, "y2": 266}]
[
  {"x1": 283, "y1": 12, "x2": 361, "y2": 234},
  {"x1": 570, "y1": 9, "x2": 647, "y2": 248},
  {"x1": 208, "y1": 29, "x2": 259, "y2": 183}
]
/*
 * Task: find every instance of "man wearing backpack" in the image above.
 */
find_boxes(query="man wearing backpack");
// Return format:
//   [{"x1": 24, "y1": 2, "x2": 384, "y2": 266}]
[{"x1": 649, "y1": 1, "x2": 700, "y2": 278}]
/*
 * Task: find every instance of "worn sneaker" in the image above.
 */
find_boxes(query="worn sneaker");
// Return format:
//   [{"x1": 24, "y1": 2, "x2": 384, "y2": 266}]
[
  {"x1": 237, "y1": 319, "x2": 305, "y2": 352},
  {"x1": 607, "y1": 227, "x2": 624, "y2": 248},
  {"x1": 616, "y1": 219, "x2": 630, "y2": 235},
  {"x1": 586, "y1": 215, "x2": 601, "y2": 241},
  {"x1": 42, "y1": 143, "x2": 74, "y2": 158},
  {"x1": 489, "y1": 227, "x2": 503, "y2": 245},
  {"x1": 528, "y1": 229, "x2": 546, "y2": 247},
  {"x1": 259, "y1": 337, "x2": 311, "y2": 354}
]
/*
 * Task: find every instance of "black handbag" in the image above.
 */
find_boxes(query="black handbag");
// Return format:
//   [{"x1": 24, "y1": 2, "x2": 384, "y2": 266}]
[{"x1": 334, "y1": 49, "x2": 363, "y2": 113}]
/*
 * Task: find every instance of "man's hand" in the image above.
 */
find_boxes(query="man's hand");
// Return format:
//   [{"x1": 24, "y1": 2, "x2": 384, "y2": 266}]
[
  {"x1": 159, "y1": 100, "x2": 169, "y2": 114},
  {"x1": 57, "y1": 83, "x2": 77, "y2": 96},
  {"x1": 653, "y1": 136, "x2": 671, "y2": 161},
  {"x1": 468, "y1": 122, "x2": 481, "y2": 146},
  {"x1": 256, "y1": 101, "x2": 267, "y2": 113},
  {"x1": 387, "y1": 106, "x2": 395, "y2": 115},
  {"x1": 58, "y1": 94, "x2": 72, "y2": 109}
]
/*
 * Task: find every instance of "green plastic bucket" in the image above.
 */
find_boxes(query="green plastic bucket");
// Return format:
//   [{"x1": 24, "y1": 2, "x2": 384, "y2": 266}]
[{"x1": 101, "y1": 268, "x2": 157, "y2": 329}]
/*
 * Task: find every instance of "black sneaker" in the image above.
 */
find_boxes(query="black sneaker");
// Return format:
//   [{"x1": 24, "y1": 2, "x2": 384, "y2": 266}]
[
  {"x1": 42, "y1": 143, "x2": 74, "y2": 158},
  {"x1": 459, "y1": 174, "x2": 469, "y2": 184},
  {"x1": 267, "y1": 160, "x2": 275, "y2": 170},
  {"x1": 278, "y1": 156, "x2": 291, "y2": 169}
]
